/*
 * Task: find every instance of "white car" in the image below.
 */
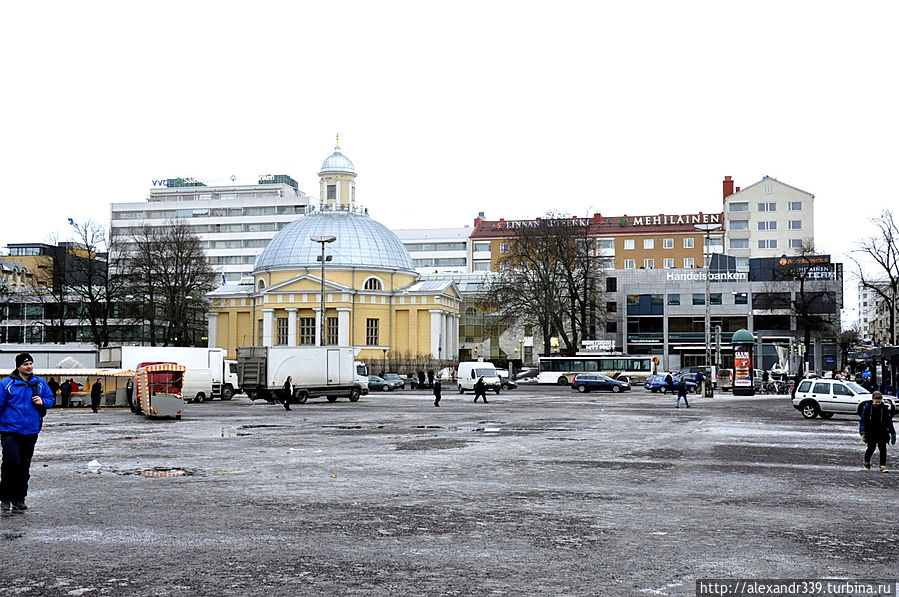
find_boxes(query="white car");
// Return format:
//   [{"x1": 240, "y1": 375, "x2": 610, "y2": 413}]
[{"x1": 791, "y1": 379, "x2": 897, "y2": 419}]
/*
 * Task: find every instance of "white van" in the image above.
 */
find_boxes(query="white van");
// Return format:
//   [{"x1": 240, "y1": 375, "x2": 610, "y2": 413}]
[
  {"x1": 182, "y1": 368, "x2": 214, "y2": 403},
  {"x1": 456, "y1": 361, "x2": 502, "y2": 394}
]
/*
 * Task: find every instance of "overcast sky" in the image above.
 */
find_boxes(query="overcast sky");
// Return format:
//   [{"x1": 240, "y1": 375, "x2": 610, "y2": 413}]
[{"x1": 2, "y1": 1, "x2": 896, "y2": 320}]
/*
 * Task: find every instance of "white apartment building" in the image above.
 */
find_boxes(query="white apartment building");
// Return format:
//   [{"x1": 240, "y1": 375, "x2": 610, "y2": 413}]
[
  {"x1": 111, "y1": 176, "x2": 311, "y2": 283},
  {"x1": 394, "y1": 226, "x2": 472, "y2": 275},
  {"x1": 858, "y1": 281, "x2": 876, "y2": 342},
  {"x1": 722, "y1": 176, "x2": 815, "y2": 267}
]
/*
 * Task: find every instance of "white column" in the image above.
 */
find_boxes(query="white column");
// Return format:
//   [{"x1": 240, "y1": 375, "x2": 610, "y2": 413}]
[
  {"x1": 429, "y1": 309, "x2": 443, "y2": 359},
  {"x1": 206, "y1": 313, "x2": 218, "y2": 348},
  {"x1": 286, "y1": 308, "x2": 298, "y2": 347},
  {"x1": 450, "y1": 313, "x2": 459, "y2": 359},
  {"x1": 262, "y1": 308, "x2": 274, "y2": 347},
  {"x1": 314, "y1": 307, "x2": 322, "y2": 346},
  {"x1": 337, "y1": 307, "x2": 351, "y2": 346},
  {"x1": 440, "y1": 312, "x2": 448, "y2": 361}
]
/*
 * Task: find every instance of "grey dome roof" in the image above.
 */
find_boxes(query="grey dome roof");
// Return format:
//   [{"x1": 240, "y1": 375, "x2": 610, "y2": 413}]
[
  {"x1": 254, "y1": 211, "x2": 415, "y2": 272},
  {"x1": 319, "y1": 146, "x2": 356, "y2": 175}
]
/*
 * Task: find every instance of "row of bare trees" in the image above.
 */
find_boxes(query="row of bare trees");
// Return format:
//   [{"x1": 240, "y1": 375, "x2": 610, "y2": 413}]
[
  {"x1": 482, "y1": 213, "x2": 603, "y2": 356},
  {"x1": 3, "y1": 219, "x2": 216, "y2": 347},
  {"x1": 851, "y1": 210, "x2": 899, "y2": 346}
]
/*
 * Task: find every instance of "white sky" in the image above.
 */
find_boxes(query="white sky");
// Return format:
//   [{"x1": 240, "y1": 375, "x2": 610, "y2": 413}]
[{"x1": 2, "y1": 1, "x2": 896, "y2": 321}]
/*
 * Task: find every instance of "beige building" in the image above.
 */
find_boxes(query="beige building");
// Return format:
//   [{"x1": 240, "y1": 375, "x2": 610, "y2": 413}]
[{"x1": 206, "y1": 143, "x2": 461, "y2": 361}]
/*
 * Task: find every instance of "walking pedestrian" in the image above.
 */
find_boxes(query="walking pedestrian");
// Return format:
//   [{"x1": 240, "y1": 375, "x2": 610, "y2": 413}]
[
  {"x1": 694, "y1": 370, "x2": 705, "y2": 395},
  {"x1": 860, "y1": 391, "x2": 896, "y2": 473},
  {"x1": 0, "y1": 352, "x2": 55, "y2": 512},
  {"x1": 125, "y1": 378, "x2": 135, "y2": 412},
  {"x1": 473, "y1": 377, "x2": 488, "y2": 403},
  {"x1": 433, "y1": 379, "x2": 441, "y2": 407},
  {"x1": 664, "y1": 372, "x2": 674, "y2": 393},
  {"x1": 90, "y1": 380, "x2": 102, "y2": 413},
  {"x1": 60, "y1": 378, "x2": 72, "y2": 408},
  {"x1": 417, "y1": 370, "x2": 426, "y2": 389},
  {"x1": 675, "y1": 376, "x2": 690, "y2": 408},
  {"x1": 427, "y1": 370, "x2": 435, "y2": 387},
  {"x1": 280, "y1": 376, "x2": 293, "y2": 411},
  {"x1": 48, "y1": 378, "x2": 59, "y2": 397}
]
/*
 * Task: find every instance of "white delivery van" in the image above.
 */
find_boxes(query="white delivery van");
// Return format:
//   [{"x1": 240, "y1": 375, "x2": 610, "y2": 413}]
[
  {"x1": 182, "y1": 368, "x2": 214, "y2": 403},
  {"x1": 457, "y1": 361, "x2": 502, "y2": 394}
]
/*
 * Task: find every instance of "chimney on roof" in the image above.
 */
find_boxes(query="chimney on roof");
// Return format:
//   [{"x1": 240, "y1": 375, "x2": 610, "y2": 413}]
[{"x1": 723, "y1": 176, "x2": 735, "y2": 199}]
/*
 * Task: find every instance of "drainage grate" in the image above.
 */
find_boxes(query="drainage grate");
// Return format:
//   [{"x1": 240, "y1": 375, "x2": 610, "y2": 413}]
[{"x1": 140, "y1": 467, "x2": 186, "y2": 478}]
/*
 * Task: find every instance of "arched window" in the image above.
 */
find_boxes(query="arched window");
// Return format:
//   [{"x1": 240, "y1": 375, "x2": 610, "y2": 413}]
[
  {"x1": 256, "y1": 279, "x2": 266, "y2": 291},
  {"x1": 465, "y1": 306, "x2": 477, "y2": 316},
  {"x1": 364, "y1": 277, "x2": 382, "y2": 291}
]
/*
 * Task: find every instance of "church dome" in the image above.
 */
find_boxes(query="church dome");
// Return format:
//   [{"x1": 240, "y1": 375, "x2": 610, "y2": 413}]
[
  {"x1": 254, "y1": 211, "x2": 415, "y2": 273},
  {"x1": 319, "y1": 146, "x2": 356, "y2": 175}
]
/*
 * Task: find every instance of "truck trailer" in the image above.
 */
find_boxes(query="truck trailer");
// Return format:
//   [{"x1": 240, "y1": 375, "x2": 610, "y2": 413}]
[
  {"x1": 237, "y1": 346, "x2": 363, "y2": 404},
  {"x1": 98, "y1": 346, "x2": 240, "y2": 401}
]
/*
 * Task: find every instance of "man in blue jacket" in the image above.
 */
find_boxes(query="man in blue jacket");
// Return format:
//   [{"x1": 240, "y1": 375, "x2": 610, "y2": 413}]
[{"x1": 0, "y1": 353, "x2": 55, "y2": 511}]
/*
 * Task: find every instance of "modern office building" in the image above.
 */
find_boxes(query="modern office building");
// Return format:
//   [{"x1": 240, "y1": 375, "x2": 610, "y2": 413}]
[
  {"x1": 111, "y1": 175, "x2": 311, "y2": 283},
  {"x1": 394, "y1": 226, "x2": 473, "y2": 275},
  {"x1": 722, "y1": 175, "x2": 815, "y2": 266}
]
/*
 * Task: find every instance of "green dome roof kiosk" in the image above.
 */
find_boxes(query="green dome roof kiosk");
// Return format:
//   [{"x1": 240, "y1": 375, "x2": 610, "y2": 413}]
[{"x1": 732, "y1": 329, "x2": 756, "y2": 396}]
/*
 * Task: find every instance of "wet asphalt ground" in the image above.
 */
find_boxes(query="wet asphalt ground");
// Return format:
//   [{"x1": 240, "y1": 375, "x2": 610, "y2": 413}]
[{"x1": 0, "y1": 385, "x2": 895, "y2": 596}]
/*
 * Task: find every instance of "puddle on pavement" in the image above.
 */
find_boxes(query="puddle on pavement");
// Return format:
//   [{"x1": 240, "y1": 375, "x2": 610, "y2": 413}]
[{"x1": 222, "y1": 424, "x2": 290, "y2": 437}]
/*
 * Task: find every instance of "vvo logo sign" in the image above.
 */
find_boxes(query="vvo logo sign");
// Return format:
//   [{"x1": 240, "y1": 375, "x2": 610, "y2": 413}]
[{"x1": 152, "y1": 179, "x2": 169, "y2": 187}]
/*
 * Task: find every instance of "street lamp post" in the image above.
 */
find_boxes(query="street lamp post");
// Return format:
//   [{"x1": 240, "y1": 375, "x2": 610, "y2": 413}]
[
  {"x1": 695, "y1": 223, "x2": 722, "y2": 395},
  {"x1": 310, "y1": 235, "x2": 336, "y2": 346}
]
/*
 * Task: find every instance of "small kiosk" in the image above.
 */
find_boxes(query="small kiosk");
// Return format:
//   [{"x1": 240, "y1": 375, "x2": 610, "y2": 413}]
[{"x1": 732, "y1": 329, "x2": 756, "y2": 396}]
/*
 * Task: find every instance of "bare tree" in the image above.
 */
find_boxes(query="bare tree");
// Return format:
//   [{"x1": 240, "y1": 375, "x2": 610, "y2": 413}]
[
  {"x1": 484, "y1": 213, "x2": 603, "y2": 356},
  {"x1": 851, "y1": 210, "x2": 899, "y2": 345}
]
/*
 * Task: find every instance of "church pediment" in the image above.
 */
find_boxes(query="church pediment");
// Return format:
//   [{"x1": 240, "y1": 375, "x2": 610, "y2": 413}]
[{"x1": 264, "y1": 274, "x2": 350, "y2": 294}]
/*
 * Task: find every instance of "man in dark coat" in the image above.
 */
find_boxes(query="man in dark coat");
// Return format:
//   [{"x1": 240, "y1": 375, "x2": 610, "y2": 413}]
[
  {"x1": 60, "y1": 379, "x2": 72, "y2": 408},
  {"x1": 664, "y1": 372, "x2": 674, "y2": 393},
  {"x1": 280, "y1": 376, "x2": 293, "y2": 411},
  {"x1": 675, "y1": 376, "x2": 690, "y2": 408},
  {"x1": 417, "y1": 370, "x2": 426, "y2": 389},
  {"x1": 473, "y1": 377, "x2": 488, "y2": 404},
  {"x1": 90, "y1": 380, "x2": 102, "y2": 413},
  {"x1": 860, "y1": 391, "x2": 896, "y2": 472},
  {"x1": 433, "y1": 379, "x2": 441, "y2": 407},
  {"x1": 125, "y1": 379, "x2": 134, "y2": 412}
]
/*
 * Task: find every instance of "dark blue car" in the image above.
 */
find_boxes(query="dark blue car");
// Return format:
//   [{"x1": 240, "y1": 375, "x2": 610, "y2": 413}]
[
  {"x1": 644, "y1": 374, "x2": 698, "y2": 394},
  {"x1": 571, "y1": 373, "x2": 631, "y2": 393}
]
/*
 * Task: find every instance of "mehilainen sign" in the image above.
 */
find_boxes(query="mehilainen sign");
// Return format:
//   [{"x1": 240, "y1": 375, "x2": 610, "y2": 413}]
[
  {"x1": 631, "y1": 213, "x2": 721, "y2": 226},
  {"x1": 666, "y1": 271, "x2": 748, "y2": 281}
]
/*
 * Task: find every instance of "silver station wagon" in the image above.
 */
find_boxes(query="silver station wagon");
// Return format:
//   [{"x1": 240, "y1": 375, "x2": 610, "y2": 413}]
[{"x1": 792, "y1": 379, "x2": 897, "y2": 419}]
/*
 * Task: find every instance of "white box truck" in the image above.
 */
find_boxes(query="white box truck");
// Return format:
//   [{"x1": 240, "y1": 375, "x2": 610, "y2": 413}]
[
  {"x1": 237, "y1": 346, "x2": 364, "y2": 404},
  {"x1": 98, "y1": 347, "x2": 240, "y2": 401}
]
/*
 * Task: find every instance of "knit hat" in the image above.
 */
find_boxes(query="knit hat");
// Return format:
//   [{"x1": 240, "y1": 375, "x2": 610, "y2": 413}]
[{"x1": 15, "y1": 353, "x2": 34, "y2": 368}]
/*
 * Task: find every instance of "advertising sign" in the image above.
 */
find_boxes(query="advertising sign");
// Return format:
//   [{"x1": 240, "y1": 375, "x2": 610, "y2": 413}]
[{"x1": 733, "y1": 349, "x2": 752, "y2": 388}]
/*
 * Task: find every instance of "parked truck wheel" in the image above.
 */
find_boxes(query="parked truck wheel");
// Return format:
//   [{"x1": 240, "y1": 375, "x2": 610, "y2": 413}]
[
  {"x1": 194, "y1": 393, "x2": 206, "y2": 404},
  {"x1": 220, "y1": 385, "x2": 234, "y2": 401},
  {"x1": 293, "y1": 389, "x2": 309, "y2": 404},
  {"x1": 327, "y1": 396, "x2": 338, "y2": 403},
  {"x1": 349, "y1": 388, "x2": 361, "y2": 402}
]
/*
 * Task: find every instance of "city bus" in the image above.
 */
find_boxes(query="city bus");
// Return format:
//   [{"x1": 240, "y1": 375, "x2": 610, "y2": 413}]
[{"x1": 537, "y1": 355, "x2": 654, "y2": 386}]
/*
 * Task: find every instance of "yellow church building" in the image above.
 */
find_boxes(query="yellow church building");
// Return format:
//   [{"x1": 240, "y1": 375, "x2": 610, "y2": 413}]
[{"x1": 206, "y1": 142, "x2": 461, "y2": 362}]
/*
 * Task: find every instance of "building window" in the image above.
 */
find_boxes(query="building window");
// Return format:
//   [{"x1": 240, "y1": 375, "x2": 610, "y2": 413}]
[
  {"x1": 276, "y1": 318, "x2": 288, "y2": 345},
  {"x1": 683, "y1": 237, "x2": 694, "y2": 249},
  {"x1": 758, "y1": 202, "x2": 777, "y2": 212},
  {"x1": 710, "y1": 293, "x2": 722, "y2": 305},
  {"x1": 473, "y1": 260, "x2": 491, "y2": 271},
  {"x1": 683, "y1": 257, "x2": 695, "y2": 268},
  {"x1": 789, "y1": 201, "x2": 803, "y2": 211},
  {"x1": 327, "y1": 184, "x2": 336, "y2": 200},
  {"x1": 624, "y1": 239, "x2": 635, "y2": 250},
  {"x1": 499, "y1": 242, "x2": 510, "y2": 253},
  {"x1": 624, "y1": 259, "x2": 636, "y2": 269},
  {"x1": 758, "y1": 221, "x2": 777, "y2": 231},
  {"x1": 472, "y1": 241, "x2": 490, "y2": 253},
  {"x1": 299, "y1": 317, "x2": 316, "y2": 345},
  {"x1": 663, "y1": 238, "x2": 674, "y2": 249},
  {"x1": 729, "y1": 219, "x2": 749, "y2": 231},
  {"x1": 789, "y1": 239, "x2": 803, "y2": 249},
  {"x1": 734, "y1": 292, "x2": 748, "y2": 305},
  {"x1": 597, "y1": 257, "x2": 615, "y2": 269},
  {"x1": 736, "y1": 257, "x2": 749, "y2": 268},
  {"x1": 692, "y1": 294, "x2": 705, "y2": 305},
  {"x1": 764, "y1": 184, "x2": 774, "y2": 194},
  {"x1": 788, "y1": 220, "x2": 803, "y2": 230},
  {"x1": 364, "y1": 278, "x2": 382, "y2": 290},
  {"x1": 597, "y1": 238, "x2": 615, "y2": 250},
  {"x1": 729, "y1": 202, "x2": 749, "y2": 212},
  {"x1": 668, "y1": 294, "x2": 680, "y2": 306},
  {"x1": 606, "y1": 277, "x2": 617, "y2": 292},
  {"x1": 606, "y1": 301, "x2": 618, "y2": 313},
  {"x1": 643, "y1": 259, "x2": 654, "y2": 269},
  {"x1": 730, "y1": 238, "x2": 750, "y2": 249},
  {"x1": 663, "y1": 258, "x2": 675, "y2": 269},
  {"x1": 327, "y1": 317, "x2": 339, "y2": 345},
  {"x1": 366, "y1": 319, "x2": 379, "y2": 345},
  {"x1": 758, "y1": 239, "x2": 778, "y2": 249},
  {"x1": 643, "y1": 239, "x2": 654, "y2": 250},
  {"x1": 605, "y1": 321, "x2": 617, "y2": 333}
]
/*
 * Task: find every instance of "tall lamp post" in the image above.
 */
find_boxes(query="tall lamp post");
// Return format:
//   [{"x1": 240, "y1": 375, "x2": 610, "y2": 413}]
[
  {"x1": 694, "y1": 223, "x2": 722, "y2": 395},
  {"x1": 310, "y1": 235, "x2": 336, "y2": 346}
]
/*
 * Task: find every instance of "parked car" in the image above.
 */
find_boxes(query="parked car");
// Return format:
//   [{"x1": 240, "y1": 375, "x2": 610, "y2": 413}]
[
  {"x1": 383, "y1": 373, "x2": 406, "y2": 389},
  {"x1": 792, "y1": 379, "x2": 898, "y2": 419},
  {"x1": 368, "y1": 375, "x2": 402, "y2": 392},
  {"x1": 644, "y1": 374, "x2": 698, "y2": 394},
  {"x1": 677, "y1": 366, "x2": 710, "y2": 380},
  {"x1": 571, "y1": 373, "x2": 630, "y2": 393},
  {"x1": 495, "y1": 369, "x2": 518, "y2": 390}
]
